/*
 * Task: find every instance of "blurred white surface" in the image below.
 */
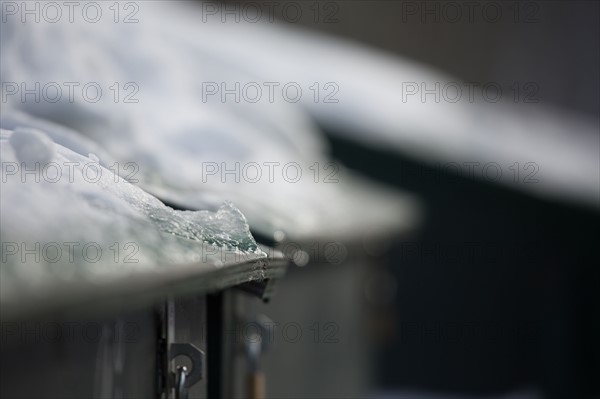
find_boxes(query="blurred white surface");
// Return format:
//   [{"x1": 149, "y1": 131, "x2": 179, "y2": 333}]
[{"x1": 1, "y1": 1, "x2": 419, "y2": 241}]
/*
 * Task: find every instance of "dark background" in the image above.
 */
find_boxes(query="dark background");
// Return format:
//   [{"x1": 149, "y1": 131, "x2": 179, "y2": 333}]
[
  {"x1": 263, "y1": 1, "x2": 600, "y2": 397},
  {"x1": 276, "y1": 0, "x2": 599, "y2": 118}
]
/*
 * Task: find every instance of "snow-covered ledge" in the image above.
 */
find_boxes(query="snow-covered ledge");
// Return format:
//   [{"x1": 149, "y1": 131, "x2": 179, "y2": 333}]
[{"x1": 0, "y1": 128, "x2": 287, "y2": 320}]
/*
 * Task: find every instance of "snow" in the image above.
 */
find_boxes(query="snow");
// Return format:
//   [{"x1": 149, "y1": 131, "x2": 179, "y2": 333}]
[
  {"x1": 0, "y1": 108, "x2": 118, "y2": 171},
  {"x1": 9, "y1": 127, "x2": 55, "y2": 166},
  {"x1": 0, "y1": 4, "x2": 419, "y2": 240},
  {"x1": 1, "y1": 128, "x2": 265, "y2": 301},
  {"x1": 160, "y1": 2, "x2": 599, "y2": 208}
]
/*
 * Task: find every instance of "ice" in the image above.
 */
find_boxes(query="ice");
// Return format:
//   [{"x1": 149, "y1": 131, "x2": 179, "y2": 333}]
[
  {"x1": 131, "y1": 199, "x2": 261, "y2": 253},
  {"x1": 0, "y1": 128, "x2": 264, "y2": 291}
]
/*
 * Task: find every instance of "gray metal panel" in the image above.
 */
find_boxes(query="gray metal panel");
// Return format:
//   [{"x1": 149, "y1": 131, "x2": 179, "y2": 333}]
[{"x1": 0, "y1": 308, "x2": 158, "y2": 398}]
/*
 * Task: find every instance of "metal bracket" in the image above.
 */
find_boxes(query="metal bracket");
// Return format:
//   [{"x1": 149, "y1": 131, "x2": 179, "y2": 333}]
[
  {"x1": 236, "y1": 279, "x2": 277, "y2": 302},
  {"x1": 158, "y1": 299, "x2": 205, "y2": 399},
  {"x1": 169, "y1": 343, "x2": 204, "y2": 388}
]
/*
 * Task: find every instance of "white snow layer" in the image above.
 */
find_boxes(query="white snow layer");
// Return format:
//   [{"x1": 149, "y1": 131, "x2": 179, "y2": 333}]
[
  {"x1": 0, "y1": 2, "x2": 419, "y2": 240},
  {"x1": 0, "y1": 128, "x2": 266, "y2": 302}
]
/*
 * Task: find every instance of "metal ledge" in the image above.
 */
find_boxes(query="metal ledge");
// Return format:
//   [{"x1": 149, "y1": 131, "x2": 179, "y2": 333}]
[{"x1": 1, "y1": 249, "x2": 288, "y2": 321}]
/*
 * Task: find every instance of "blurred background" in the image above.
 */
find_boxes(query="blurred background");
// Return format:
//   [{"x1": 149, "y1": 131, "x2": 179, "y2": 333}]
[
  {"x1": 227, "y1": 1, "x2": 600, "y2": 398},
  {"x1": 1, "y1": 1, "x2": 599, "y2": 399}
]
